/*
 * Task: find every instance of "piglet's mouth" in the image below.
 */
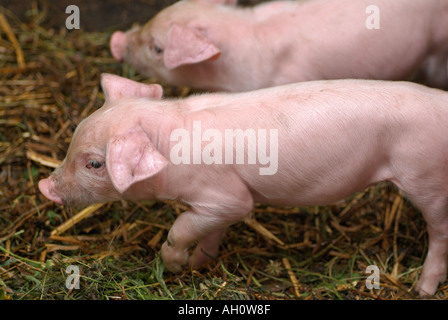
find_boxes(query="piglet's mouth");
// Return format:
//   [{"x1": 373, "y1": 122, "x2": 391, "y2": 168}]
[{"x1": 38, "y1": 177, "x2": 63, "y2": 205}]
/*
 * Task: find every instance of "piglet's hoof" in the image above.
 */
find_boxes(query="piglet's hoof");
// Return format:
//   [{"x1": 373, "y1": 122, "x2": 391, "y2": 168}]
[{"x1": 161, "y1": 240, "x2": 189, "y2": 274}]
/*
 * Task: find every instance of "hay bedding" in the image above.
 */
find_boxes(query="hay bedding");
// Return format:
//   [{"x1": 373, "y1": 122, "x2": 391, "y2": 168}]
[{"x1": 0, "y1": 2, "x2": 446, "y2": 300}]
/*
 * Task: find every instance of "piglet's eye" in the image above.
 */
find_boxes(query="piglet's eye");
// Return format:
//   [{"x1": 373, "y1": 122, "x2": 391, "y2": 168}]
[
  {"x1": 86, "y1": 160, "x2": 104, "y2": 169},
  {"x1": 153, "y1": 45, "x2": 163, "y2": 55}
]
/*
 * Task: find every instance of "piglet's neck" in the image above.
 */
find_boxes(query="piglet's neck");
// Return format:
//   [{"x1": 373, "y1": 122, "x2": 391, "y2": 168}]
[{"x1": 129, "y1": 102, "x2": 185, "y2": 201}]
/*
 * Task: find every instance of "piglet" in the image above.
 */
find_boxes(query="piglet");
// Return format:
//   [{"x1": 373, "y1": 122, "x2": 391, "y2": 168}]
[
  {"x1": 110, "y1": 0, "x2": 448, "y2": 92},
  {"x1": 39, "y1": 74, "x2": 448, "y2": 296}
]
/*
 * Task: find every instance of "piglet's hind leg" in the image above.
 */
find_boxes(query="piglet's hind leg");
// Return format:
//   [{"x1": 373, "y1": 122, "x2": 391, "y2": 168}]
[{"x1": 413, "y1": 197, "x2": 448, "y2": 296}]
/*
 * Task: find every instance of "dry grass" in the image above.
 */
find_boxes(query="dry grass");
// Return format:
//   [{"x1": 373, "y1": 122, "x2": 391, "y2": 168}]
[{"x1": 0, "y1": 2, "x2": 447, "y2": 300}]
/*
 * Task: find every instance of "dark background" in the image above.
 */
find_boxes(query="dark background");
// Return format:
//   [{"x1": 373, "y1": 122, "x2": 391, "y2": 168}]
[{"x1": 2, "y1": 0, "x2": 265, "y2": 32}]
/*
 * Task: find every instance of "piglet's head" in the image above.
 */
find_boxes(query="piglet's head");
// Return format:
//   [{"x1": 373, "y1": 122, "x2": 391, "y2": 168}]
[
  {"x1": 110, "y1": 0, "x2": 226, "y2": 81},
  {"x1": 38, "y1": 74, "x2": 168, "y2": 207}
]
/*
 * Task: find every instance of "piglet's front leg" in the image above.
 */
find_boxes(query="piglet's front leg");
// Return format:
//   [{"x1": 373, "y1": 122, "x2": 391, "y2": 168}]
[
  {"x1": 161, "y1": 179, "x2": 254, "y2": 273},
  {"x1": 161, "y1": 197, "x2": 253, "y2": 273},
  {"x1": 161, "y1": 210, "x2": 232, "y2": 273},
  {"x1": 161, "y1": 210, "x2": 216, "y2": 273}
]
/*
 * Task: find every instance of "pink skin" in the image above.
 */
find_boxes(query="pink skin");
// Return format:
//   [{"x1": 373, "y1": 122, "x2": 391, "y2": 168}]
[
  {"x1": 39, "y1": 74, "x2": 448, "y2": 296},
  {"x1": 110, "y1": 0, "x2": 448, "y2": 92}
]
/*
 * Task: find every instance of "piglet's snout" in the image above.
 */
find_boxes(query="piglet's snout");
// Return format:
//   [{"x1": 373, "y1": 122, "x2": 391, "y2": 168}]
[
  {"x1": 110, "y1": 31, "x2": 127, "y2": 62},
  {"x1": 38, "y1": 177, "x2": 63, "y2": 205}
]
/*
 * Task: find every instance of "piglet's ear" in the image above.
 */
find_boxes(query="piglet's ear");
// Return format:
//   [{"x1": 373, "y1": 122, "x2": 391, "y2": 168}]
[
  {"x1": 106, "y1": 127, "x2": 169, "y2": 194},
  {"x1": 101, "y1": 73, "x2": 163, "y2": 101},
  {"x1": 164, "y1": 24, "x2": 221, "y2": 70}
]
